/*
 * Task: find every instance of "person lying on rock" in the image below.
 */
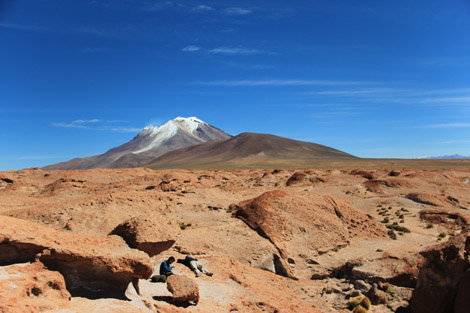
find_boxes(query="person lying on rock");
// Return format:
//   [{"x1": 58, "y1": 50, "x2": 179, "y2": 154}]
[{"x1": 177, "y1": 255, "x2": 213, "y2": 277}]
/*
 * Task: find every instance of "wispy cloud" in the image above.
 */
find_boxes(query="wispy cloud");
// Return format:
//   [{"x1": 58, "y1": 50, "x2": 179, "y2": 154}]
[
  {"x1": 182, "y1": 46, "x2": 273, "y2": 56},
  {"x1": 224, "y1": 7, "x2": 252, "y2": 15},
  {"x1": 421, "y1": 123, "x2": 470, "y2": 128},
  {"x1": 52, "y1": 119, "x2": 101, "y2": 129},
  {"x1": 142, "y1": 1, "x2": 184, "y2": 12},
  {"x1": 182, "y1": 45, "x2": 201, "y2": 52},
  {"x1": 301, "y1": 88, "x2": 406, "y2": 96},
  {"x1": 192, "y1": 79, "x2": 377, "y2": 86},
  {"x1": 417, "y1": 57, "x2": 470, "y2": 67},
  {"x1": 209, "y1": 47, "x2": 260, "y2": 55},
  {"x1": 52, "y1": 119, "x2": 140, "y2": 132},
  {"x1": 441, "y1": 140, "x2": 470, "y2": 144},
  {"x1": 193, "y1": 4, "x2": 213, "y2": 12},
  {"x1": 417, "y1": 97, "x2": 470, "y2": 104}
]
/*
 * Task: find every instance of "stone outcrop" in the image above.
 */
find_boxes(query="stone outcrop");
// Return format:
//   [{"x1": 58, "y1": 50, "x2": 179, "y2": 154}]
[
  {"x1": 110, "y1": 216, "x2": 181, "y2": 257},
  {"x1": 0, "y1": 215, "x2": 152, "y2": 298},
  {"x1": 406, "y1": 193, "x2": 450, "y2": 207},
  {"x1": 410, "y1": 231, "x2": 470, "y2": 313},
  {"x1": 0, "y1": 262, "x2": 71, "y2": 313},
  {"x1": 166, "y1": 275, "x2": 200, "y2": 303},
  {"x1": 235, "y1": 191, "x2": 386, "y2": 279},
  {"x1": 419, "y1": 209, "x2": 468, "y2": 230}
]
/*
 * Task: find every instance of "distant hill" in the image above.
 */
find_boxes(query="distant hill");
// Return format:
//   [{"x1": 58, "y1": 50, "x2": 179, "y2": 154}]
[
  {"x1": 421, "y1": 154, "x2": 470, "y2": 160},
  {"x1": 145, "y1": 132, "x2": 356, "y2": 169},
  {"x1": 43, "y1": 117, "x2": 231, "y2": 170}
]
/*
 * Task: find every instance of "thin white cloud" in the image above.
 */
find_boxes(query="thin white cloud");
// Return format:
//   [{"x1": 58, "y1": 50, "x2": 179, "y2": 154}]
[
  {"x1": 192, "y1": 79, "x2": 377, "y2": 86},
  {"x1": 418, "y1": 97, "x2": 470, "y2": 104},
  {"x1": 108, "y1": 127, "x2": 142, "y2": 133},
  {"x1": 209, "y1": 47, "x2": 260, "y2": 55},
  {"x1": 182, "y1": 45, "x2": 201, "y2": 52},
  {"x1": 52, "y1": 119, "x2": 101, "y2": 129},
  {"x1": 441, "y1": 140, "x2": 470, "y2": 144},
  {"x1": 421, "y1": 123, "x2": 470, "y2": 128},
  {"x1": 52, "y1": 119, "x2": 140, "y2": 133},
  {"x1": 301, "y1": 88, "x2": 406, "y2": 96},
  {"x1": 418, "y1": 57, "x2": 470, "y2": 67},
  {"x1": 193, "y1": 5, "x2": 213, "y2": 12},
  {"x1": 224, "y1": 7, "x2": 252, "y2": 15},
  {"x1": 142, "y1": 1, "x2": 184, "y2": 12}
]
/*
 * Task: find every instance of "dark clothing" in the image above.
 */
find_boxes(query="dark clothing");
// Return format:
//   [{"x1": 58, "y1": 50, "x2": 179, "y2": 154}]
[
  {"x1": 160, "y1": 260, "x2": 174, "y2": 276},
  {"x1": 177, "y1": 256, "x2": 197, "y2": 267}
]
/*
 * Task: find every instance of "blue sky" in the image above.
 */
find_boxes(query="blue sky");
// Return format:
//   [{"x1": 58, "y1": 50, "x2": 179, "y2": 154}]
[{"x1": 1, "y1": 0, "x2": 470, "y2": 170}]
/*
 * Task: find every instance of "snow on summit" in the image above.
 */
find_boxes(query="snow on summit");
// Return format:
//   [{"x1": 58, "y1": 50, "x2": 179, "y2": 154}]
[
  {"x1": 43, "y1": 116, "x2": 231, "y2": 169},
  {"x1": 141, "y1": 117, "x2": 205, "y2": 138},
  {"x1": 133, "y1": 116, "x2": 227, "y2": 154}
]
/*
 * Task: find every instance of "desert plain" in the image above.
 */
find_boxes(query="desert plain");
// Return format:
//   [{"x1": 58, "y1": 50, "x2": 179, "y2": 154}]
[{"x1": 1, "y1": 159, "x2": 470, "y2": 313}]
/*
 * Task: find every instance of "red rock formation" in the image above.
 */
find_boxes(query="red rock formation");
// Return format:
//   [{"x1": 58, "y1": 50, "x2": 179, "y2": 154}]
[
  {"x1": 0, "y1": 262, "x2": 70, "y2": 313},
  {"x1": 410, "y1": 232, "x2": 470, "y2": 313},
  {"x1": 110, "y1": 216, "x2": 181, "y2": 256},
  {"x1": 235, "y1": 191, "x2": 386, "y2": 279},
  {"x1": 0, "y1": 215, "x2": 152, "y2": 298},
  {"x1": 166, "y1": 275, "x2": 200, "y2": 303}
]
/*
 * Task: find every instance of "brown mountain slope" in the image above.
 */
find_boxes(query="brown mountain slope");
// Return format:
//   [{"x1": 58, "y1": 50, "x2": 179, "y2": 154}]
[{"x1": 146, "y1": 132, "x2": 356, "y2": 169}]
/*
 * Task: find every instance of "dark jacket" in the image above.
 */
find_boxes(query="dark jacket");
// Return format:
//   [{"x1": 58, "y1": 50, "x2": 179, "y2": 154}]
[
  {"x1": 160, "y1": 259, "x2": 173, "y2": 275},
  {"x1": 177, "y1": 256, "x2": 197, "y2": 267}
]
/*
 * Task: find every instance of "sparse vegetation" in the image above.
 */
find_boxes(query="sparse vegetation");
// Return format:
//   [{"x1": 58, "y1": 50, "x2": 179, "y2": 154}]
[
  {"x1": 347, "y1": 297, "x2": 362, "y2": 309},
  {"x1": 179, "y1": 222, "x2": 192, "y2": 230},
  {"x1": 386, "y1": 224, "x2": 410, "y2": 233},
  {"x1": 439, "y1": 232, "x2": 446, "y2": 238},
  {"x1": 388, "y1": 229, "x2": 397, "y2": 240},
  {"x1": 447, "y1": 195, "x2": 459, "y2": 203},
  {"x1": 145, "y1": 185, "x2": 155, "y2": 190},
  {"x1": 381, "y1": 217, "x2": 389, "y2": 223},
  {"x1": 360, "y1": 297, "x2": 371, "y2": 310},
  {"x1": 348, "y1": 296, "x2": 371, "y2": 312}
]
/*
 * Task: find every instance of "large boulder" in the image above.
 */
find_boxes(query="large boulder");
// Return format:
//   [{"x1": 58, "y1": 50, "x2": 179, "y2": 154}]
[
  {"x1": 234, "y1": 191, "x2": 386, "y2": 279},
  {"x1": 166, "y1": 275, "x2": 200, "y2": 303},
  {"x1": 0, "y1": 262, "x2": 70, "y2": 313},
  {"x1": 0, "y1": 215, "x2": 152, "y2": 298},
  {"x1": 110, "y1": 216, "x2": 181, "y2": 257},
  {"x1": 454, "y1": 271, "x2": 470, "y2": 313},
  {"x1": 410, "y1": 231, "x2": 470, "y2": 313}
]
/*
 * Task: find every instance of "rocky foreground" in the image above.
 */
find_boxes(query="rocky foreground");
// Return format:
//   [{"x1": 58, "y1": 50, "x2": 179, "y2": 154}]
[{"x1": 0, "y1": 167, "x2": 469, "y2": 312}]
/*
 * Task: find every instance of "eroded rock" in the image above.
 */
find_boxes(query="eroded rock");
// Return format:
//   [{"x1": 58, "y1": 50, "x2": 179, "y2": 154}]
[
  {"x1": 0, "y1": 262, "x2": 70, "y2": 313},
  {"x1": 166, "y1": 274, "x2": 199, "y2": 303},
  {"x1": 234, "y1": 191, "x2": 386, "y2": 279},
  {"x1": 410, "y1": 231, "x2": 470, "y2": 313},
  {"x1": 110, "y1": 216, "x2": 181, "y2": 257},
  {"x1": 0, "y1": 215, "x2": 152, "y2": 298}
]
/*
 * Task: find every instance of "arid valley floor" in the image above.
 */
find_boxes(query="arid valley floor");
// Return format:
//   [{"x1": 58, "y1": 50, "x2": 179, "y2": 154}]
[{"x1": 1, "y1": 161, "x2": 470, "y2": 312}]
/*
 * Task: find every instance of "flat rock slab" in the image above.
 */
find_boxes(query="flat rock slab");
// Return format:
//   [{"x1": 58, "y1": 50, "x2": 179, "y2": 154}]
[{"x1": 0, "y1": 215, "x2": 152, "y2": 298}]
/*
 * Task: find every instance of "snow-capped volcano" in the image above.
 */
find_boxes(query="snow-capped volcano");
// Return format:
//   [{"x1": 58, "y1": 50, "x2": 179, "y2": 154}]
[
  {"x1": 44, "y1": 117, "x2": 231, "y2": 170},
  {"x1": 134, "y1": 117, "x2": 218, "y2": 154}
]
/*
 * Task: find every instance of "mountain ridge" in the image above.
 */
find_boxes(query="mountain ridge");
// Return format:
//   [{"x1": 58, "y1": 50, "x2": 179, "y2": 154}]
[
  {"x1": 43, "y1": 117, "x2": 231, "y2": 170},
  {"x1": 145, "y1": 132, "x2": 356, "y2": 169}
]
